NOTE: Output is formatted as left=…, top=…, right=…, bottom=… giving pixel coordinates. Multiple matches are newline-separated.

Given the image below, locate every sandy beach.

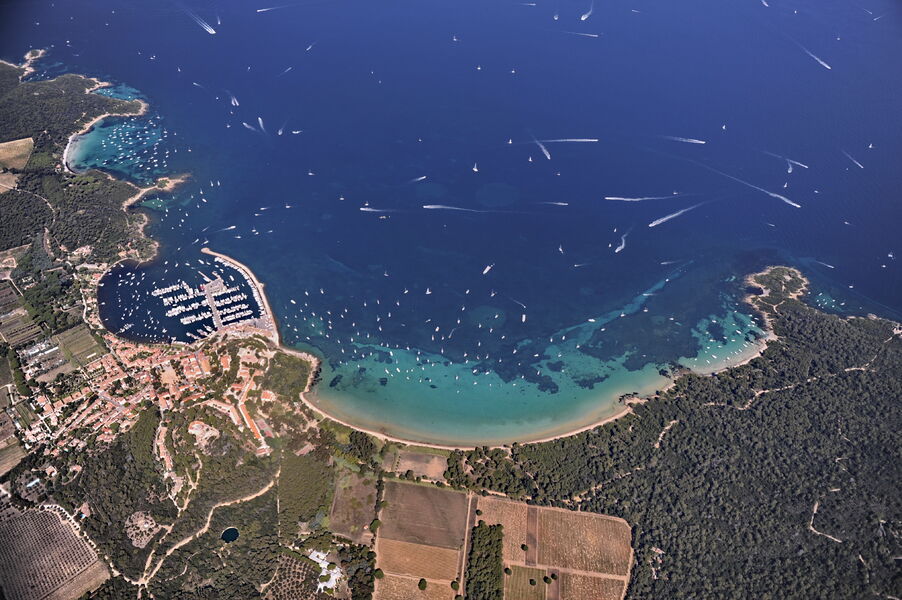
left=62, top=89, right=149, bottom=174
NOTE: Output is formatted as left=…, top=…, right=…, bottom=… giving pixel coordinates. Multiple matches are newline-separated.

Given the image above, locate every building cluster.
left=2, top=252, right=288, bottom=485
left=6, top=318, right=280, bottom=463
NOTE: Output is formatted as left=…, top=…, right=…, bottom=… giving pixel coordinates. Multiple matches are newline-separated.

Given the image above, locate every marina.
left=97, top=249, right=277, bottom=347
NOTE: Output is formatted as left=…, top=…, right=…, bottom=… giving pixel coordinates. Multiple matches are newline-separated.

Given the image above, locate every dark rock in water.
left=329, top=375, right=343, bottom=388
left=576, top=374, right=610, bottom=390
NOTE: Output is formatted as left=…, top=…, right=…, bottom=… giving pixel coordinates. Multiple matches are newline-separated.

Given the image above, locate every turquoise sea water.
left=4, top=0, right=900, bottom=445
left=66, top=84, right=174, bottom=186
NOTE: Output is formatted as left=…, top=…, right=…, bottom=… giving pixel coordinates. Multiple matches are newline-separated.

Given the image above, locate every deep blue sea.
left=3, top=0, right=900, bottom=445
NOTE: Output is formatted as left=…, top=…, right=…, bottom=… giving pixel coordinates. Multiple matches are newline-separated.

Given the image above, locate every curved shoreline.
left=62, top=61, right=782, bottom=449
left=109, top=243, right=780, bottom=449
left=62, top=77, right=149, bottom=175
left=289, top=271, right=783, bottom=449
left=199, top=247, right=280, bottom=345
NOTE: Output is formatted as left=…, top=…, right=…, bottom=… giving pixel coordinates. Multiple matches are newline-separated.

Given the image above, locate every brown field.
left=374, top=573, right=455, bottom=600
left=374, top=483, right=633, bottom=600
left=476, top=496, right=529, bottom=562
left=329, top=471, right=376, bottom=544
left=537, top=510, right=632, bottom=576
left=0, top=137, right=34, bottom=170
left=0, top=438, right=26, bottom=477
left=559, top=574, right=625, bottom=600
left=0, top=138, right=33, bottom=191
left=395, top=450, right=448, bottom=480
left=0, top=171, right=17, bottom=190
left=504, top=565, right=546, bottom=600
left=375, top=538, right=460, bottom=581
left=379, top=480, right=468, bottom=549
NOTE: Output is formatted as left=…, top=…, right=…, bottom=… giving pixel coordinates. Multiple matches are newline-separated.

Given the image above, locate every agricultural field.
left=0, top=506, right=108, bottom=600
left=15, top=401, right=37, bottom=427
left=475, top=496, right=632, bottom=600
left=536, top=510, right=632, bottom=576
left=0, top=357, right=12, bottom=391
left=0, top=137, right=33, bottom=169
left=0, top=308, right=41, bottom=347
left=559, top=573, right=625, bottom=600
left=329, top=470, right=376, bottom=544
left=374, top=573, right=455, bottom=600
left=375, top=538, right=460, bottom=581
left=0, top=137, right=33, bottom=189
left=0, top=436, right=26, bottom=477
left=54, top=324, right=105, bottom=368
left=373, top=482, right=631, bottom=600
left=373, top=481, right=472, bottom=600
left=504, top=565, right=547, bottom=600
left=379, top=480, right=468, bottom=549
left=476, top=496, right=529, bottom=562
left=393, top=449, right=448, bottom=481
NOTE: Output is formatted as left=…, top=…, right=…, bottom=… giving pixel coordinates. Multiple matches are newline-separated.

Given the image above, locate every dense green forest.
left=262, top=351, right=313, bottom=400
left=79, top=575, right=134, bottom=599
left=0, top=190, right=51, bottom=251
left=149, top=490, right=281, bottom=599
left=446, top=268, right=901, bottom=599
left=39, top=408, right=177, bottom=579
left=464, top=522, right=504, bottom=600
left=19, top=265, right=82, bottom=334
left=0, top=62, right=149, bottom=261
left=0, top=66, right=141, bottom=147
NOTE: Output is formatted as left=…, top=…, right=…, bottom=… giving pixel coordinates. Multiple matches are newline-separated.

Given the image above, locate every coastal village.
left=1, top=260, right=285, bottom=459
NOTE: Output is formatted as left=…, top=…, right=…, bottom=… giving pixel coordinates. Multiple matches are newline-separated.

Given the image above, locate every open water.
left=2, top=0, right=900, bottom=444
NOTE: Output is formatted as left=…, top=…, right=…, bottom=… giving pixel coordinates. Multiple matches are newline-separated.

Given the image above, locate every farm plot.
left=504, top=565, right=547, bottom=600
left=54, top=325, right=105, bottom=368
left=375, top=538, right=460, bottom=581
left=379, top=480, right=468, bottom=549
left=476, top=496, right=529, bottom=562
left=329, top=471, right=376, bottom=544
left=0, top=137, right=33, bottom=189
left=0, top=137, right=33, bottom=170
left=0, top=438, right=27, bottom=477
left=0, top=507, right=108, bottom=600
left=374, top=573, right=455, bottom=600
left=559, top=573, right=625, bottom=600
left=537, top=510, right=632, bottom=576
